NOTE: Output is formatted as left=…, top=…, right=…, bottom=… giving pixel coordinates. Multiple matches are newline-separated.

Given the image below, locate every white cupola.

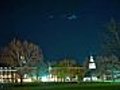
left=88, top=55, right=96, bottom=69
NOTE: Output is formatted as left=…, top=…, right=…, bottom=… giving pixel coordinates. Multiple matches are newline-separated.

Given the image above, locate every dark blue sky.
left=0, top=0, right=120, bottom=63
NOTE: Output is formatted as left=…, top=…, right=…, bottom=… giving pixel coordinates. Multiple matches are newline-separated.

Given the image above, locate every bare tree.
left=0, top=38, right=43, bottom=84
left=103, top=18, right=120, bottom=57
left=96, top=55, right=120, bottom=82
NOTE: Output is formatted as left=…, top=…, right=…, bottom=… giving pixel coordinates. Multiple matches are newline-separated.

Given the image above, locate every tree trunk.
left=20, top=75, right=23, bottom=84
left=11, top=72, right=15, bottom=83
left=112, top=70, right=115, bottom=82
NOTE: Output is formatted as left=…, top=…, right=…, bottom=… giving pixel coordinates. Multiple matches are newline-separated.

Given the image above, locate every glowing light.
left=41, top=76, right=48, bottom=82
left=89, top=56, right=96, bottom=69
left=41, top=75, right=57, bottom=82
left=89, top=63, right=96, bottom=69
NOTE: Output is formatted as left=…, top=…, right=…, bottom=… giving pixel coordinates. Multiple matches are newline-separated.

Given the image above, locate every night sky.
left=0, top=0, right=120, bottom=63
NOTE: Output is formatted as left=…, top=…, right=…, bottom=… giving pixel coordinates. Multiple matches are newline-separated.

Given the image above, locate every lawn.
left=1, top=82, right=120, bottom=90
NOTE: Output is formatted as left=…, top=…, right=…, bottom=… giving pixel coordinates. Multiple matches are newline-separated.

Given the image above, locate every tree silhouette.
left=0, top=38, right=43, bottom=83
left=96, top=55, right=120, bottom=82
left=103, top=18, right=120, bottom=57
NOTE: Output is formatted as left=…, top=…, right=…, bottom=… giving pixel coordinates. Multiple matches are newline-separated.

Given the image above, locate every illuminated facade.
left=0, top=67, right=17, bottom=83
left=0, top=67, right=33, bottom=83
left=41, top=66, right=84, bottom=82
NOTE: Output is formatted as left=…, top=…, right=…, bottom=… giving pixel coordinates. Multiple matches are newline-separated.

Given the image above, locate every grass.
left=1, top=82, right=120, bottom=90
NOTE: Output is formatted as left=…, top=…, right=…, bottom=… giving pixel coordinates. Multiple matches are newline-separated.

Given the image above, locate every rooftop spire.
left=89, top=55, right=96, bottom=69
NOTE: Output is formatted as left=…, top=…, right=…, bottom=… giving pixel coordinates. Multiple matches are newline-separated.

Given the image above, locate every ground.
left=1, top=82, right=120, bottom=90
